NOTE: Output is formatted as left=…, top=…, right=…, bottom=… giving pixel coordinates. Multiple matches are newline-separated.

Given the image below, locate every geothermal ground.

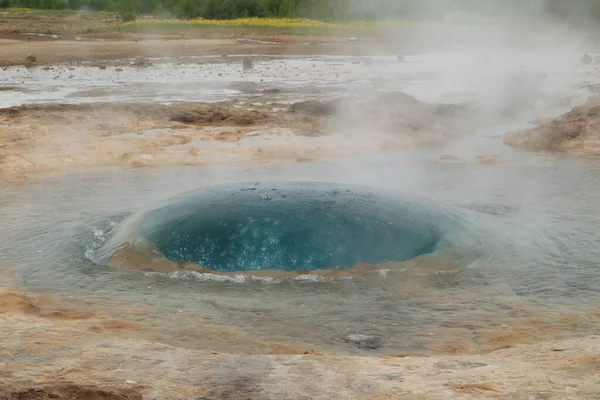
left=1, top=25, right=600, bottom=400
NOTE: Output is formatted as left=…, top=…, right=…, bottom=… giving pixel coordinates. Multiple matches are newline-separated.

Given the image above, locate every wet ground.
left=0, top=50, right=590, bottom=107
left=1, top=46, right=600, bottom=398
left=3, top=54, right=477, bottom=107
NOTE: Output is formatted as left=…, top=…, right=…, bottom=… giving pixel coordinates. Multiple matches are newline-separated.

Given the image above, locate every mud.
left=504, top=96, right=600, bottom=155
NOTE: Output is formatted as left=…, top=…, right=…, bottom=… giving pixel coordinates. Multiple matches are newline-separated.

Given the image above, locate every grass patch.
left=0, top=8, right=118, bottom=21
left=0, top=9, right=547, bottom=40
left=123, top=17, right=383, bottom=30
left=102, top=17, right=430, bottom=36
left=117, top=18, right=394, bottom=31
left=0, top=8, right=78, bottom=17
left=0, top=8, right=121, bottom=34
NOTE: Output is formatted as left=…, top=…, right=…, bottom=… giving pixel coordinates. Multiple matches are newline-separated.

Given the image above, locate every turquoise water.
left=97, top=182, right=468, bottom=272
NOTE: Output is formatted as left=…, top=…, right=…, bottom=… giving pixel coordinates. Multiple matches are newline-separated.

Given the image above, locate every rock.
left=171, top=109, right=222, bottom=124
left=170, top=105, right=268, bottom=126
left=397, top=55, right=405, bottom=62
left=291, top=99, right=339, bottom=116
left=344, top=334, right=383, bottom=350
left=263, top=88, right=281, bottom=94
left=504, top=96, right=600, bottom=154
left=581, top=53, right=593, bottom=65
left=25, top=53, right=37, bottom=63
left=229, top=112, right=266, bottom=125
left=289, top=91, right=477, bottom=145
left=242, top=57, right=253, bottom=70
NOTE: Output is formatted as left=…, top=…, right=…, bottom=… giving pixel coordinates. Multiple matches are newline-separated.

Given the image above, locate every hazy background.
left=2, top=0, right=600, bottom=29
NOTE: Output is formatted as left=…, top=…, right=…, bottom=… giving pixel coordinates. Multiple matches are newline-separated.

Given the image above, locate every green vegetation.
left=109, top=17, right=415, bottom=36
left=1, top=0, right=600, bottom=26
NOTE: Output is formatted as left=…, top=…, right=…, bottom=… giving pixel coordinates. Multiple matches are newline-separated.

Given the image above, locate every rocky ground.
left=1, top=286, right=599, bottom=399
left=504, top=95, right=600, bottom=156
left=0, top=92, right=479, bottom=182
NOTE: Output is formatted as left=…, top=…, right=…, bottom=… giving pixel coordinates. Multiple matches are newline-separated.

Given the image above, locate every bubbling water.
left=95, top=182, right=471, bottom=273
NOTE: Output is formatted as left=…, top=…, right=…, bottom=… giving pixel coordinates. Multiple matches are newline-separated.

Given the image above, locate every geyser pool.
left=96, top=181, right=466, bottom=273
left=4, top=162, right=600, bottom=356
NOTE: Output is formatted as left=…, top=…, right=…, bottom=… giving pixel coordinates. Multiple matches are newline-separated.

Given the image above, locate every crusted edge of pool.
left=92, top=181, right=483, bottom=276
